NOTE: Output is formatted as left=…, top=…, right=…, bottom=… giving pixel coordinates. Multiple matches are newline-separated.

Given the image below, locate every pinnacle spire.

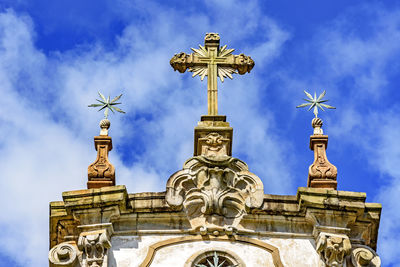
left=86, top=92, right=125, bottom=189
left=297, top=90, right=338, bottom=189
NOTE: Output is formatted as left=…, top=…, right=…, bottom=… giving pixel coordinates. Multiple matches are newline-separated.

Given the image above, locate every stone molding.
left=166, top=155, right=264, bottom=231
left=185, top=248, right=245, bottom=267
left=49, top=186, right=381, bottom=258
left=49, top=241, right=80, bottom=267
left=139, top=235, right=284, bottom=267
left=298, top=187, right=382, bottom=266
left=87, top=136, right=115, bottom=189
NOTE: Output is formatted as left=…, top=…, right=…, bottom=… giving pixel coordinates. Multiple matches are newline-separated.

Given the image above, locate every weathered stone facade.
left=49, top=33, right=381, bottom=267
left=49, top=118, right=381, bottom=267
left=49, top=185, right=381, bottom=266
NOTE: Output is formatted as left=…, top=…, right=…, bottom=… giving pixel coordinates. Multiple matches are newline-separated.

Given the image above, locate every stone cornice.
left=50, top=186, right=381, bottom=250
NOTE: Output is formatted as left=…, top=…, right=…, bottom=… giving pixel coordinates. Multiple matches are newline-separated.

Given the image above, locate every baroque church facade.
left=48, top=33, right=381, bottom=267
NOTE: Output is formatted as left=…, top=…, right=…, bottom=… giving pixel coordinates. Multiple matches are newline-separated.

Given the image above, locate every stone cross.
left=170, top=33, right=255, bottom=116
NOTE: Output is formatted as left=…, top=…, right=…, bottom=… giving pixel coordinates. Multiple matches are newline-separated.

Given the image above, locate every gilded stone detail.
left=316, top=232, right=351, bottom=267
left=78, top=229, right=111, bottom=267
left=166, top=155, right=264, bottom=231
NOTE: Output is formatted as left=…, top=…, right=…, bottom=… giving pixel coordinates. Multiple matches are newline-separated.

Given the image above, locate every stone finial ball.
left=100, top=119, right=111, bottom=129
left=311, top=117, right=323, bottom=128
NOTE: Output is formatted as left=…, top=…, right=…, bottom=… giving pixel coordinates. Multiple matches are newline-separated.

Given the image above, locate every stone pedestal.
left=87, top=136, right=115, bottom=189
left=194, top=115, right=233, bottom=157
left=308, top=135, right=337, bottom=189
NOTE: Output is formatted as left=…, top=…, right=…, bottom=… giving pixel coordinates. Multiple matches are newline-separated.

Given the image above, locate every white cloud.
left=0, top=3, right=292, bottom=266
left=361, top=111, right=400, bottom=265
left=306, top=6, right=400, bottom=265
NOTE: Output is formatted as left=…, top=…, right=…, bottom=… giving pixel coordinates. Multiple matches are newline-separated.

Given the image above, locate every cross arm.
left=170, top=52, right=199, bottom=73
left=224, top=53, right=255, bottom=75
left=170, top=52, right=255, bottom=76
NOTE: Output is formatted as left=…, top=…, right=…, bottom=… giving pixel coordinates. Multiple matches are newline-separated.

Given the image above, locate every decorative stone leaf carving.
left=78, top=229, right=111, bottom=267
left=316, top=232, right=351, bottom=267
left=349, top=245, right=381, bottom=267
left=166, top=155, right=264, bottom=232
left=49, top=242, right=80, bottom=267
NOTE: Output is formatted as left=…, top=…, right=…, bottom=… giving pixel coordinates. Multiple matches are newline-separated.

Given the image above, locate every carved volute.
left=166, top=130, right=264, bottom=235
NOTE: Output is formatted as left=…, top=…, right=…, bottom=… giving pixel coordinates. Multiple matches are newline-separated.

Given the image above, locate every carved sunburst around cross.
left=195, top=252, right=238, bottom=267
left=88, top=92, right=126, bottom=119
left=296, top=90, right=335, bottom=118
left=189, top=44, right=237, bottom=82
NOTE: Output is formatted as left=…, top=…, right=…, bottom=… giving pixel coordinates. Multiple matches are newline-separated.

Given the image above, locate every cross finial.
left=170, top=33, right=255, bottom=116
left=88, top=92, right=126, bottom=135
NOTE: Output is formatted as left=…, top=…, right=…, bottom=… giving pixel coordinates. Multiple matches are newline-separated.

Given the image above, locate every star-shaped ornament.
left=296, top=90, right=335, bottom=117
left=88, top=92, right=126, bottom=119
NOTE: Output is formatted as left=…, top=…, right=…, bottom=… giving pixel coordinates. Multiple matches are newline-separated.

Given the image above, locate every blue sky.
left=0, top=0, right=399, bottom=266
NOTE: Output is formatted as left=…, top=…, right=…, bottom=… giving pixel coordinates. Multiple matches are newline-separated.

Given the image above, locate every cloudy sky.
left=0, top=0, right=399, bottom=266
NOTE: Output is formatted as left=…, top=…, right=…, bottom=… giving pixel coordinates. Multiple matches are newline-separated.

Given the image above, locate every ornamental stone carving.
left=170, top=52, right=189, bottom=73
left=49, top=242, right=80, bottom=267
left=308, top=135, right=338, bottom=189
left=349, top=245, right=381, bottom=267
left=78, top=229, right=111, bottom=267
left=87, top=135, right=115, bottom=189
left=204, top=32, right=220, bottom=43
left=166, top=155, right=264, bottom=232
left=198, top=132, right=230, bottom=159
left=235, top=53, right=255, bottom=74
left=316, top=232, right=351, bottom=267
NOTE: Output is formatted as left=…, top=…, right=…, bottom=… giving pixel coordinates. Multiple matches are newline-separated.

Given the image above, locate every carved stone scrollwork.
left=234, top=53, right=255, bottom=74
left=87, top=136, right=115, bottom=189
left=316, top=232, right=351, bottom=267
left=49, top=242, right=80, bottom=267
left=170, top=52, right=190, bottom=73
left=205, top=32, right=221, bottom=42
left=78, top=230, right=111, bottom=267
left=166, top=155, right=264, bottom=232
left=349, top=245, right=381, bottom=267
left=308, top=135, right=338, bottom=189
